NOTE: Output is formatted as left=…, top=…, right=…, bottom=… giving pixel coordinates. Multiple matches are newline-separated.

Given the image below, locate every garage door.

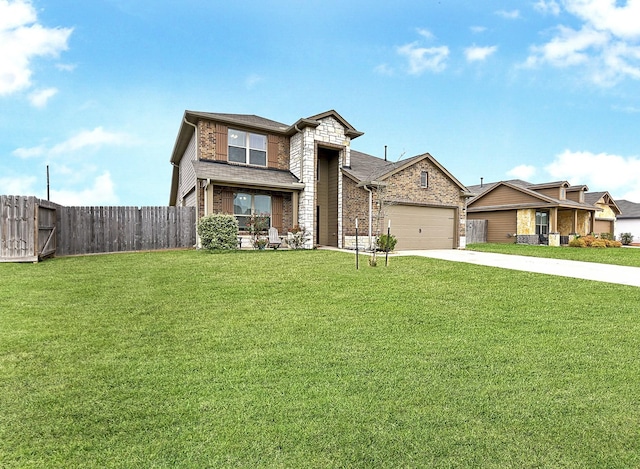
left=385, top=205, right=456, bottom=250
left=594, top=219, right=614, bottom=235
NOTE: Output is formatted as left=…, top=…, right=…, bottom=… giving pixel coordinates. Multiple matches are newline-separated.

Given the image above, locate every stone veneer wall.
left=517, top=209, right=536, bottom=235
left=291, top=116, right=351, bottom=248
left=558, top=210, right=574, bottom=235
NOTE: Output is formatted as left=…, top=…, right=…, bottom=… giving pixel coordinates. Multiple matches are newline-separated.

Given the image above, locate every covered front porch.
left=516, top=207, right=596, bottom=245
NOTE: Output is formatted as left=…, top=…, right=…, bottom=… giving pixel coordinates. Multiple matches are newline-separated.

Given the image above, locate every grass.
left=2, top=249, right=640, bottom=468
left=467, top=242, right=640, bottom=267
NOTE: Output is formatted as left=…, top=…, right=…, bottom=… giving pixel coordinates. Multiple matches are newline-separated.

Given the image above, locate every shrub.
left=197, top=214, right=238, bottom=250
left=608, top=240, right=623, bottom=248
left=287, top=225, right=310, bottom=250
left=569, top=238, right=586, bottom=248
left=600, top=232, right=614, bottom=241
left=581, top=235, right=597, bottom=247
left=376, top=234, right=398, bottom=252
left=620, top=232, right=634, bottom=245
left=590, top=239, right=607, bottom=248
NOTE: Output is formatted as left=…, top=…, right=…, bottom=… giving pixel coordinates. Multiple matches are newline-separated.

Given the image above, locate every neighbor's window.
left=535, top=211, right=549, bottom=235
left=228, top=129, right=267, bottom=166
left=420, top=171, right=428, bottom=188
left=233, top=192, right=271, bottom=230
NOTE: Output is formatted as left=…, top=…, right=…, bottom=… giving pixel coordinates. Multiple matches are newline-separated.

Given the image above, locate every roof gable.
left=468, top=181, right=555, bottom=209
left=289, top=110, right=364, bottom=139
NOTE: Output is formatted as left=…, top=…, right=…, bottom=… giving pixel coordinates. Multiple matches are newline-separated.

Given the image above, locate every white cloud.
left=245, top=73, right=263, bottom=90
left=28, top=87, right=57, bottom=108
left=55, top=63, right=76, bottom=72
left=534, top=0, right=561, bottom=16
left=0, top=175, right=37, bottom=195
left=565, top=0, right=640, bottom=40
left=507, top=164, right=537, bottom=180
left=0, top=0, right=73, bottom=96
left=397, top=42, right=449, bottom=74
left=374, top=63, right=394, bottom=75
left=526, top=25, right=610, bottom=67
left=470, top=26, right=487, bottom=34
left=544, top=149, right=640, bottom=200
left=525, top=0, right=640, bottom=84
left=13, top=127, right=133, bottom=159
left=465, top=45, right=498, bottom=62
left=416, top=28, right=434, bottom=40
left=50, top=172, right=118, bottom=206
left=496, top=9, right=521, bottom=19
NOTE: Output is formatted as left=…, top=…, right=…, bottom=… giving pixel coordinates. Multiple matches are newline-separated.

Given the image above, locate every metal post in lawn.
left=355, top=218, right=359, bottom=270
left=385, top=219, right=390, bottom=267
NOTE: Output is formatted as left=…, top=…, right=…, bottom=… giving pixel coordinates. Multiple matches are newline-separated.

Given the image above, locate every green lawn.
left=2, top=250, right=640, bottom=468
left=467, top=242, right=640, bottom=267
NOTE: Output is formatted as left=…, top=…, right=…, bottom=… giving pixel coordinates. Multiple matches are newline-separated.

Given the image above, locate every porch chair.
left=267, top=227, right=282, bottom=250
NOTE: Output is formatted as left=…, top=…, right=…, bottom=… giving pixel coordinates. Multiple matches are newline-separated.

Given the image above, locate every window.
left=233, top=193, right=271, bottom=230
left=228, top=129, right=267, bottom=166
left=420, top=171, right=428, bottom=188
left=535, top=211, right=549, bottom=235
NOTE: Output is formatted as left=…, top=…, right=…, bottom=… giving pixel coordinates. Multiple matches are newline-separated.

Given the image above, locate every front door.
left=536, top=210, right=549, bottom=245
left=315, top=147, right=339, bottom=247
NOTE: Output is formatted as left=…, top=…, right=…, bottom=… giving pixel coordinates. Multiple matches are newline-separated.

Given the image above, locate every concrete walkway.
left=394, top=249, right=640, bottom=287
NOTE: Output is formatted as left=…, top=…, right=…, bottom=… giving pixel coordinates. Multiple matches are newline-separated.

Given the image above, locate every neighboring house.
left=465, top=179, right=620, bottom=245
left=585, top=191, right=621, bottom=235
left=169, top=109, right=470, bottom=250
left=615, top=199, right=640, bottom=243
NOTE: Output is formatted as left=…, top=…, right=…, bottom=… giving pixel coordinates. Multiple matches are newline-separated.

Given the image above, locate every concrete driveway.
left=395, top=249, right=640, bottom=287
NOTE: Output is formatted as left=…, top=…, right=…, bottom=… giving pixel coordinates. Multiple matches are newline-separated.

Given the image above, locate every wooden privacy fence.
left=466, top=219, right=488, bottom=244
left=1, top=195, right=196, bottom=262
left=1, top=196, right=58, bottom=262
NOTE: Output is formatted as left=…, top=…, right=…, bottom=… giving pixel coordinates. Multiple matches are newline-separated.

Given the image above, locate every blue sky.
left=2, top=0, right=640, bottom=205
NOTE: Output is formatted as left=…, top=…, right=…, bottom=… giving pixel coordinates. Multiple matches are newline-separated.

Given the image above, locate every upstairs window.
left=420, top=171, right=429, bottom=188
left=228, top=129, right=267, bottom=166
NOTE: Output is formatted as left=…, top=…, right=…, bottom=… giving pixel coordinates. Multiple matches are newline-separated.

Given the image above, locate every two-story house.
left=169, top=110, right=470, bottom=250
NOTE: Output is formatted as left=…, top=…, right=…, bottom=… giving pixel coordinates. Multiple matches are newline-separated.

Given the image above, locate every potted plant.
left=254, top=237, right=268, bottom=250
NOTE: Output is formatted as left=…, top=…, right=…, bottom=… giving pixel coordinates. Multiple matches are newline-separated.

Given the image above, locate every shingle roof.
left=187, top=112, right=290, bottom=133
left=343, top=150, right=399, bottom=182
left=615, top=199, right=640, bottom=218
left=467, top=179, right=596, bottom=211
left=584, top=191, right=606, bottom=205
left=193, top=161, right=303, bottom=190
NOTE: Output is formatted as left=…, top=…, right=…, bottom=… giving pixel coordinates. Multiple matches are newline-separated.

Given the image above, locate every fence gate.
left=466, top=219, right=488, bottom=244
left=1, top=196, right=58, bottom=262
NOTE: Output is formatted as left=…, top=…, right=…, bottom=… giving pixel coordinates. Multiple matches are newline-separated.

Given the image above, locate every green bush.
left=197, top=214, right=238, bottom=250
left=377, top=233, right=398, bottom=251
left=620, top=232, right=634, bottom=245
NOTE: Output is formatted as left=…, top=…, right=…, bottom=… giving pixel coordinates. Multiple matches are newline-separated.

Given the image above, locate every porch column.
left=573, top=210, right=578, bottom=234
left=549, top=207, right=558, bottom=232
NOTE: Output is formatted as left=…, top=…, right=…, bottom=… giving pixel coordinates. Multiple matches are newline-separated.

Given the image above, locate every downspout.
left=363, top=184, right=373, bottom=250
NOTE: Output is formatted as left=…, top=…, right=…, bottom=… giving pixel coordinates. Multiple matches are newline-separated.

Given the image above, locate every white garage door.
left=385, top=205, right=456, bottom=250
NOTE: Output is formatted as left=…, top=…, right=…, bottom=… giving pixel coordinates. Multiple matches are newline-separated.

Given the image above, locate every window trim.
left=420, top=171, right=429, bottom=188
left=228, top=129, right=267, bottom=167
